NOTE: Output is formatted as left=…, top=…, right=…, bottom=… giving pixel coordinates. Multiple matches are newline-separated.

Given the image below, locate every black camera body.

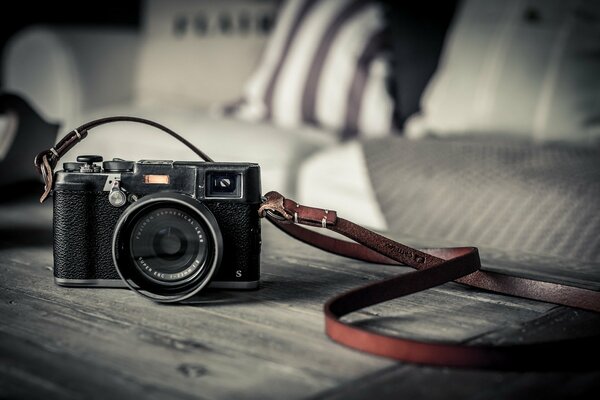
left=53, top=155, right=261, bottom=302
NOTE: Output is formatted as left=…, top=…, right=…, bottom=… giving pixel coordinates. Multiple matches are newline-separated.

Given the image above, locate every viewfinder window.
left=206, top=172, right=241, bottom=198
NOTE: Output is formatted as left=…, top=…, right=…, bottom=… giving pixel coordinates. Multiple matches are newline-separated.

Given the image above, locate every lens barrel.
left=112, top=192, right=223, bottom=302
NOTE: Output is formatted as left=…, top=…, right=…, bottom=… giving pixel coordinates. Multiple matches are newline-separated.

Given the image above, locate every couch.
left=2, top=0, right=599, bottom=266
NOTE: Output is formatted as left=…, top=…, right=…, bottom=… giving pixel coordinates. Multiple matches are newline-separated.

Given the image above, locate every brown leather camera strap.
left=259, top=191, right=600, bottom=370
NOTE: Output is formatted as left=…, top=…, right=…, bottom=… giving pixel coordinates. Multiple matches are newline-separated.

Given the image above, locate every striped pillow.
left=234, top=0, right=395, bottom=138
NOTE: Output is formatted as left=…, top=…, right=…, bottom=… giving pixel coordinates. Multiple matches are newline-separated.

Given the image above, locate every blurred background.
left=0, top=1, right=141, bottom=55
left=1, top=3, right=599, bottom=399
left=1, top=0, right=599, bottom=261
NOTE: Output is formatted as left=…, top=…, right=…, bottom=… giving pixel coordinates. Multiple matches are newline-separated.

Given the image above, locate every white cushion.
left=406, top=0, right=600, bottom=144
left=60, top=104, right=335, bottom=195
left=135, top=0, right=278, bottom=108
left=297, top=141, right=388, bottom=230
left=3, top=27, right=140, bottom=124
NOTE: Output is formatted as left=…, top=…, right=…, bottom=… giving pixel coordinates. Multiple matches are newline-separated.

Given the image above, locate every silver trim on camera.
left=54, top=278, right=259, bottom=289
left=103, top=174, right=122, bottom=191
left=209, top=280, right=258, bottom=289
left=55, top=278, right=127, bottom=288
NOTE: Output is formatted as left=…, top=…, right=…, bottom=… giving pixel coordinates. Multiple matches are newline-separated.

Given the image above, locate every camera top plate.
left=54, top=158, right=261, bottom=203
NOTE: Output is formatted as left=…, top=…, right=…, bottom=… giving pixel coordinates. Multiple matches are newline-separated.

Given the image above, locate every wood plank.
left=0, top=254, right=392, bottom=399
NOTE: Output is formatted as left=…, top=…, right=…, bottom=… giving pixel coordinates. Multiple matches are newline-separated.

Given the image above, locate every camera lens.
left=129, top=208, right=207, bottom=285
left=112, top=193, right=223, bottom=302
left=155, top=227, right=186, bottom=259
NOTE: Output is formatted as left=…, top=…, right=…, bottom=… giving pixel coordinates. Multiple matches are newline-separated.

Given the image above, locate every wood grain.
left=1, top=194, right=599, bottom=399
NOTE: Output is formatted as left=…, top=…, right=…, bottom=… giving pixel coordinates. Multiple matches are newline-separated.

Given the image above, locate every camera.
left=52, top=154, right=262, bottom=302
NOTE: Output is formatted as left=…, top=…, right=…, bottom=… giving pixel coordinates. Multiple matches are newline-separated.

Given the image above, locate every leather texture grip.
left=204, top=201, right=261, bottom=282
left=53, top=191, right=122, bottom=280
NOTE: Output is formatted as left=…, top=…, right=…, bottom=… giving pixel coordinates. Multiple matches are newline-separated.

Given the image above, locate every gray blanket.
left=363, top=137, right=600, bottom=263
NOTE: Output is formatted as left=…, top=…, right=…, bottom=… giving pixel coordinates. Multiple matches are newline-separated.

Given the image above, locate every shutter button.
left=77, top=155, right=103, bottom=173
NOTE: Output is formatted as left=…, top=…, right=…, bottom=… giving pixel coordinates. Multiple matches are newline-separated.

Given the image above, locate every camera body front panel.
left=52, top=159, right=261, bottom=289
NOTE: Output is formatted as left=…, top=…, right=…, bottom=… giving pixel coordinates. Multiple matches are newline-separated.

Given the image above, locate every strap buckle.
left=259, top=191, right=338, bottom=227
left=263, top=209, right=291, bottom=222
left=259, top=192, right=293, bottom=222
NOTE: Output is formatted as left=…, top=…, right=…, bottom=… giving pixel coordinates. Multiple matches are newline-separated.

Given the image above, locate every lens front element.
left=130, top=208, right=207, bottom=285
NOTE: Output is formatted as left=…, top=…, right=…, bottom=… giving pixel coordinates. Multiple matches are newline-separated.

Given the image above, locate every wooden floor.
left=1, top=188, right=599, bottom=399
